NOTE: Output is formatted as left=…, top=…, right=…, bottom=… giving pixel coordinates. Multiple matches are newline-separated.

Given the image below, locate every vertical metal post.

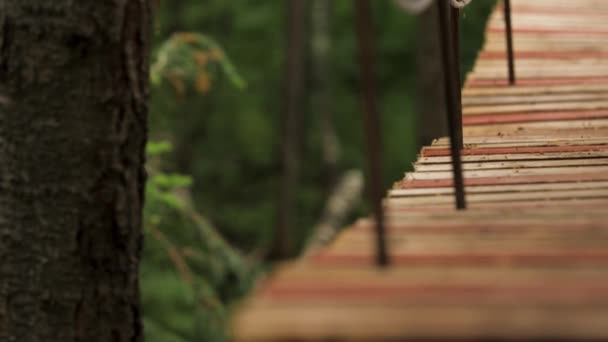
left=450, top=6, right=463, bottom=149
left=504, top=0, right=516, bottom=85
left=437, top=0, right=466, bottom=210
left=354, top=0, right=389, bottom=266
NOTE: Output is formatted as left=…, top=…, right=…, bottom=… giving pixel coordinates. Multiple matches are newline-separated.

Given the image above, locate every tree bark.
left=0, top=1, right=152, bottom=341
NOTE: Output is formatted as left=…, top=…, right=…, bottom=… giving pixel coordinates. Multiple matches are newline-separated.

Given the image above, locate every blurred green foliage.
left=142, top=1, right=495, bottom=341
left=142, top=141, right=259, bottom=341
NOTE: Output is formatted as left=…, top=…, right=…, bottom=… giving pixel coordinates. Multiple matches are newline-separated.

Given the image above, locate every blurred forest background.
left=141, top=1, right=496, bottom=341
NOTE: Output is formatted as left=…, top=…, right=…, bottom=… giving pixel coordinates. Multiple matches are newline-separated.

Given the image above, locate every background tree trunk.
left=415, top=1, right=448, bottom=149
left=311, top=0, right=339, bottom=189
left=273, top=0, right=307, bottom=259
left=0, top=1, right=152, bottom=341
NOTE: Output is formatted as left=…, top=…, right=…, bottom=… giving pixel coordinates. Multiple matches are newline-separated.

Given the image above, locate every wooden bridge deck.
left=233, top=0, right=608, bottom=340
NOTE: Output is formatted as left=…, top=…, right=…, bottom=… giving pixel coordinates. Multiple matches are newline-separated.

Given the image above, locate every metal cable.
left=450, top=0, right=472, bottom=8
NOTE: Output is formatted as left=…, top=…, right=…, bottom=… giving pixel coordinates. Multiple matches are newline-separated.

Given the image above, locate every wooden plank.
left=463, top=93, right=608, bottom=106
left=432, top=135, right=608, bottom=145
left=463, top=110, right=608, bottom=125
left=386, top=188, right=608, bottom=205
left=428, top=137, right=608, bottom=147
left=273, top=264, right=608, bottom=282
left=417, top=151, right=608, bottom=164
left=386, top=198, right=608, bottom=212
left=390, top=180, right=608, bottom=197
left=479, top=51, right=608, bottom=60
left=466, top=76, right=608, bottom=87
left=463, top=102, right=608, bottom=116
left=233, top=0, right=608, bottom=339
left=421, top=144, right=608, bottom=157
left=404, top=166, right=608, bottom=180
left=313, top=250, right=608, bottom=267
left=233, top=305, right=608, bottom=341
left=413, top=158, right=608, bottom=172
left=462, top=120, right=608, bottom=137
left=462, top=83, right=608, bottom=97
left=488, top=27, right=608, bottom=36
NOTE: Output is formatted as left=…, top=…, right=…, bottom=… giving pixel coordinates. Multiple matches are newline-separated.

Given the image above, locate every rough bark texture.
left=0, top=1, right=152, bottom=341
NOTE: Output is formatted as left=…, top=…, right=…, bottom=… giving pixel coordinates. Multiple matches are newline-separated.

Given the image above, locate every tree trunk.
left=273, top=0, right=307, bottom=260
left=311, top=0, right=339, bottom=189
left=415, top=1, right=448, bottom=149
left=0, top=1, right=152, bottom=341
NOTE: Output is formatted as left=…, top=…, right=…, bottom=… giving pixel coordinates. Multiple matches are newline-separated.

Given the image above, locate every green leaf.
left=152, top=174, right=193, bottom=188
left=147, top=141, right=173, bottom=156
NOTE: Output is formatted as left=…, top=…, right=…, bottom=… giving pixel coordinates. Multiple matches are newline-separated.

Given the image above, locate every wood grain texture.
left=232, top=0, right=608, bottom=340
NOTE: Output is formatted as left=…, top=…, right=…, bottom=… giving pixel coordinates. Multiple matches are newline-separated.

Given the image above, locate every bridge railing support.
left=438, top=0, right=467, bottom=210
left=351, top=0, right=517, bottom=263
left=354, top=0, right=389, bottom=267
left=504, top=0, right=516, bottom=85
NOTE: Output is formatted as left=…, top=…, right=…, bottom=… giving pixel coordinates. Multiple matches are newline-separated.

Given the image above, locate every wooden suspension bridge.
left=233, top=0, right=608, bottom=340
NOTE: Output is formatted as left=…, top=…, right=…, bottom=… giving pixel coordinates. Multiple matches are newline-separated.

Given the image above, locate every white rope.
left=394, top=0, right=472, bottom=14
left=450, top=0, right=472, bottom=8
left=392, top=0, right=433, bottom=15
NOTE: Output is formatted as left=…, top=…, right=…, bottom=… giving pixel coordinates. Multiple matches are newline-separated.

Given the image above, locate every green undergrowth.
left=141, top=141, right=262, bottom=342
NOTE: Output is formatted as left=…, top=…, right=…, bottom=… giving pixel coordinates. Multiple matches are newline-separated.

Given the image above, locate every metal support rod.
left=437, top=0, right=466, bottom=210
left=504, top=0, right=516, bottom=85
left=450, top=6, right=463, bottom=149
left=354, top=0, right=389, bottom=266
